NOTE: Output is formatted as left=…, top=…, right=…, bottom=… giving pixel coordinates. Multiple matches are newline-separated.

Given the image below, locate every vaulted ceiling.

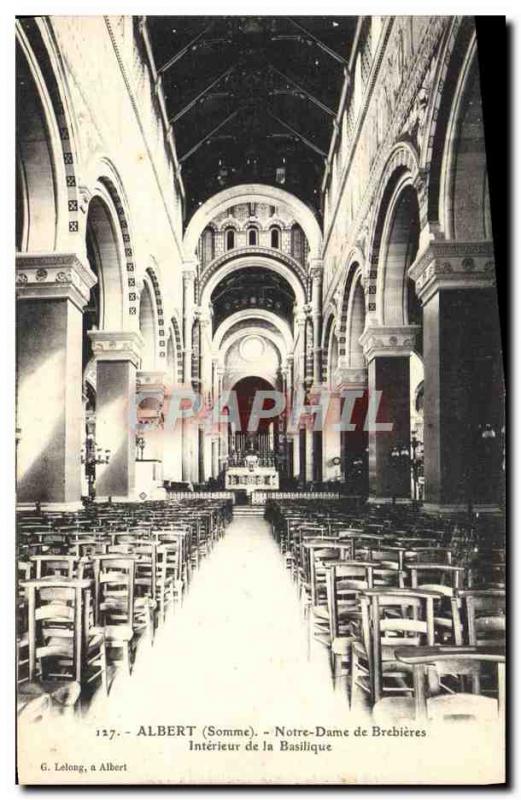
left=146, top=16, right=357, bottom=220
left=211, top=267, right=295, bottom=331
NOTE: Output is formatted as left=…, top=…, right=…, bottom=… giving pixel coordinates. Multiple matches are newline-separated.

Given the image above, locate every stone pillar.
left=16, top=253, right=97, bottom=509
left=286, top=354, right=294, bottom=398
left=214, top=365, right=228, bottom=476
left=88, top=330, right=143, bottom=502
left=181, top=414, right=200, bottom=484
left=335, top=364, right=369, bottom=497
left=163, top=383, right=183, bottom=482
left=135, top=370, right=167, bottom=498
left=309, top=260, right=323, bottom=385
left=198, top=308, right=212, bottom=402
left=361, top=326, right=419, bottom=502
left=294, top=306, right=307, bottom=387
left=322, top=389, right=342, bottom=484
left=182, top=262, right=197, bottom=384
left=409, top=240, right=503, bottom=512
left=279, top=364, right=289, bottom=476
left=211, top=437, right=219, bottom=479
left=304, top=427, right=314, bottom=484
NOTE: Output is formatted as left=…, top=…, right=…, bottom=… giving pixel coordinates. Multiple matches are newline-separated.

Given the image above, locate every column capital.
left=333, top=363, right=368, bottom=391
left=16, top=252, right=97, bottom=310
left=408, top=240, right=496, bottom=305
left=136, top=370, right=166, bottom=393
left=308, top=258, right=323, bottom=282
left=88, top=330, right=143, bottom=368
left=182, top=260, right=198, bottom=281
left=360, top=325, right=420, bottom=362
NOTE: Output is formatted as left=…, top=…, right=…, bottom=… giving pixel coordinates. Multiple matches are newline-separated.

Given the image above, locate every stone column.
left=213, top=365, right=228, bottom=476
left=334, top=363, right=369, bottom=496
left=182, top=262, right=197, bottom=385
left=181, top=263, right=199, bottom=484
left=409, top=240, right=504, bottom=512
left=211, top=437, right=219, bottom=479
left=294, top=306, right=307, bottom=388
left=88, top=330, right=143, bottom=502
left=304, top=427, right=314, bottom=483
left=199, top=309, right=213, bottom=483
left=279, top=364, right=290, bottom=476
left=286, top=354, right=294, bottom=398
left=135, top=370, right=167, bottom=498
left=309, top=260, right=323, bottom=386
left=16, top=253, right=97, bottom=509
left=163, top=382, right=183, bottom=483
left=361, top=326, right=420, bottom=502
left=198, top=307, right=213, bottom=401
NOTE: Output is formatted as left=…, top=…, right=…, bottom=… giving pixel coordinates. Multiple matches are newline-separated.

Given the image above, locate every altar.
left=225, top=466, right=279, bottom=496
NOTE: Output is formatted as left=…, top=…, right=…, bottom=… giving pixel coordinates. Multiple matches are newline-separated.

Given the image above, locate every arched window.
left=225, top=228, right=235, bottom=251
left=201, top=226, right=214, bottom=266
left=291, top=223, right=307, bottom=264
left=248, top=227, right=257, bottom=246
left=270, top=227, right=280, bottom=249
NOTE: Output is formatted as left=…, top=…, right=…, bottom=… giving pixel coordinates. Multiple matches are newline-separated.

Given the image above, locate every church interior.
left=16, top=15, right=506, bottom=750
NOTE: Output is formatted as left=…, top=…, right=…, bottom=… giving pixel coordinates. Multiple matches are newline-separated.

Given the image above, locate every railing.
left=251, top=491, right=342, bottom=505
left=166, top=491, right=235, bottom=501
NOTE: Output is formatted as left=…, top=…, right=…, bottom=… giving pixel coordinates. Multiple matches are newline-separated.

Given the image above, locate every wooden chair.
left=351, top=588, right=441, bottom=710
left=325, top=561, right=373, bottom=697
left=17, top=562, right=33, bottom=686
left=156, top=543, right=184, bottom=620
left=454, top=589, right=506, bottom=647
left=23, top=578, right=107, bottom=705
left=92, top=556, right=135, bottom=674
left=107, top=540, right=157, bottom=640
left=30, top=555, right=79, bottom=580
left=387, top=645, right=505, bottom=724
left=407, top=562, right=468, bottom=644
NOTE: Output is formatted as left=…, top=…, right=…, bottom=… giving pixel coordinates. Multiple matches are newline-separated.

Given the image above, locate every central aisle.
left=78, top=514, right=358, bottom=782
left=91, top=514, right=344, bottom=723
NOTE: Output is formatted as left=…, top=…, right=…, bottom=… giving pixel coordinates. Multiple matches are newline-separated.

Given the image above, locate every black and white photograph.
left=12, top=11, right=507, bottom=785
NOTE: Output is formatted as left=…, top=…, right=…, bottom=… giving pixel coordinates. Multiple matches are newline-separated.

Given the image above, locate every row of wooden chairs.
left=268, top=499, right=505, bottom=725
left=16, top=499, right=231, bottom=722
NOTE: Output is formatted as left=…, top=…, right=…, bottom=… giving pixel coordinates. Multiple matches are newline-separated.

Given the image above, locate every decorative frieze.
left=360, top=324, right=420, bottom=362
left=88, top=329, right=144, bottom=367
left=408, top=240, right=496, bottom=305
left=16, top=252, right=97, bottom=310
